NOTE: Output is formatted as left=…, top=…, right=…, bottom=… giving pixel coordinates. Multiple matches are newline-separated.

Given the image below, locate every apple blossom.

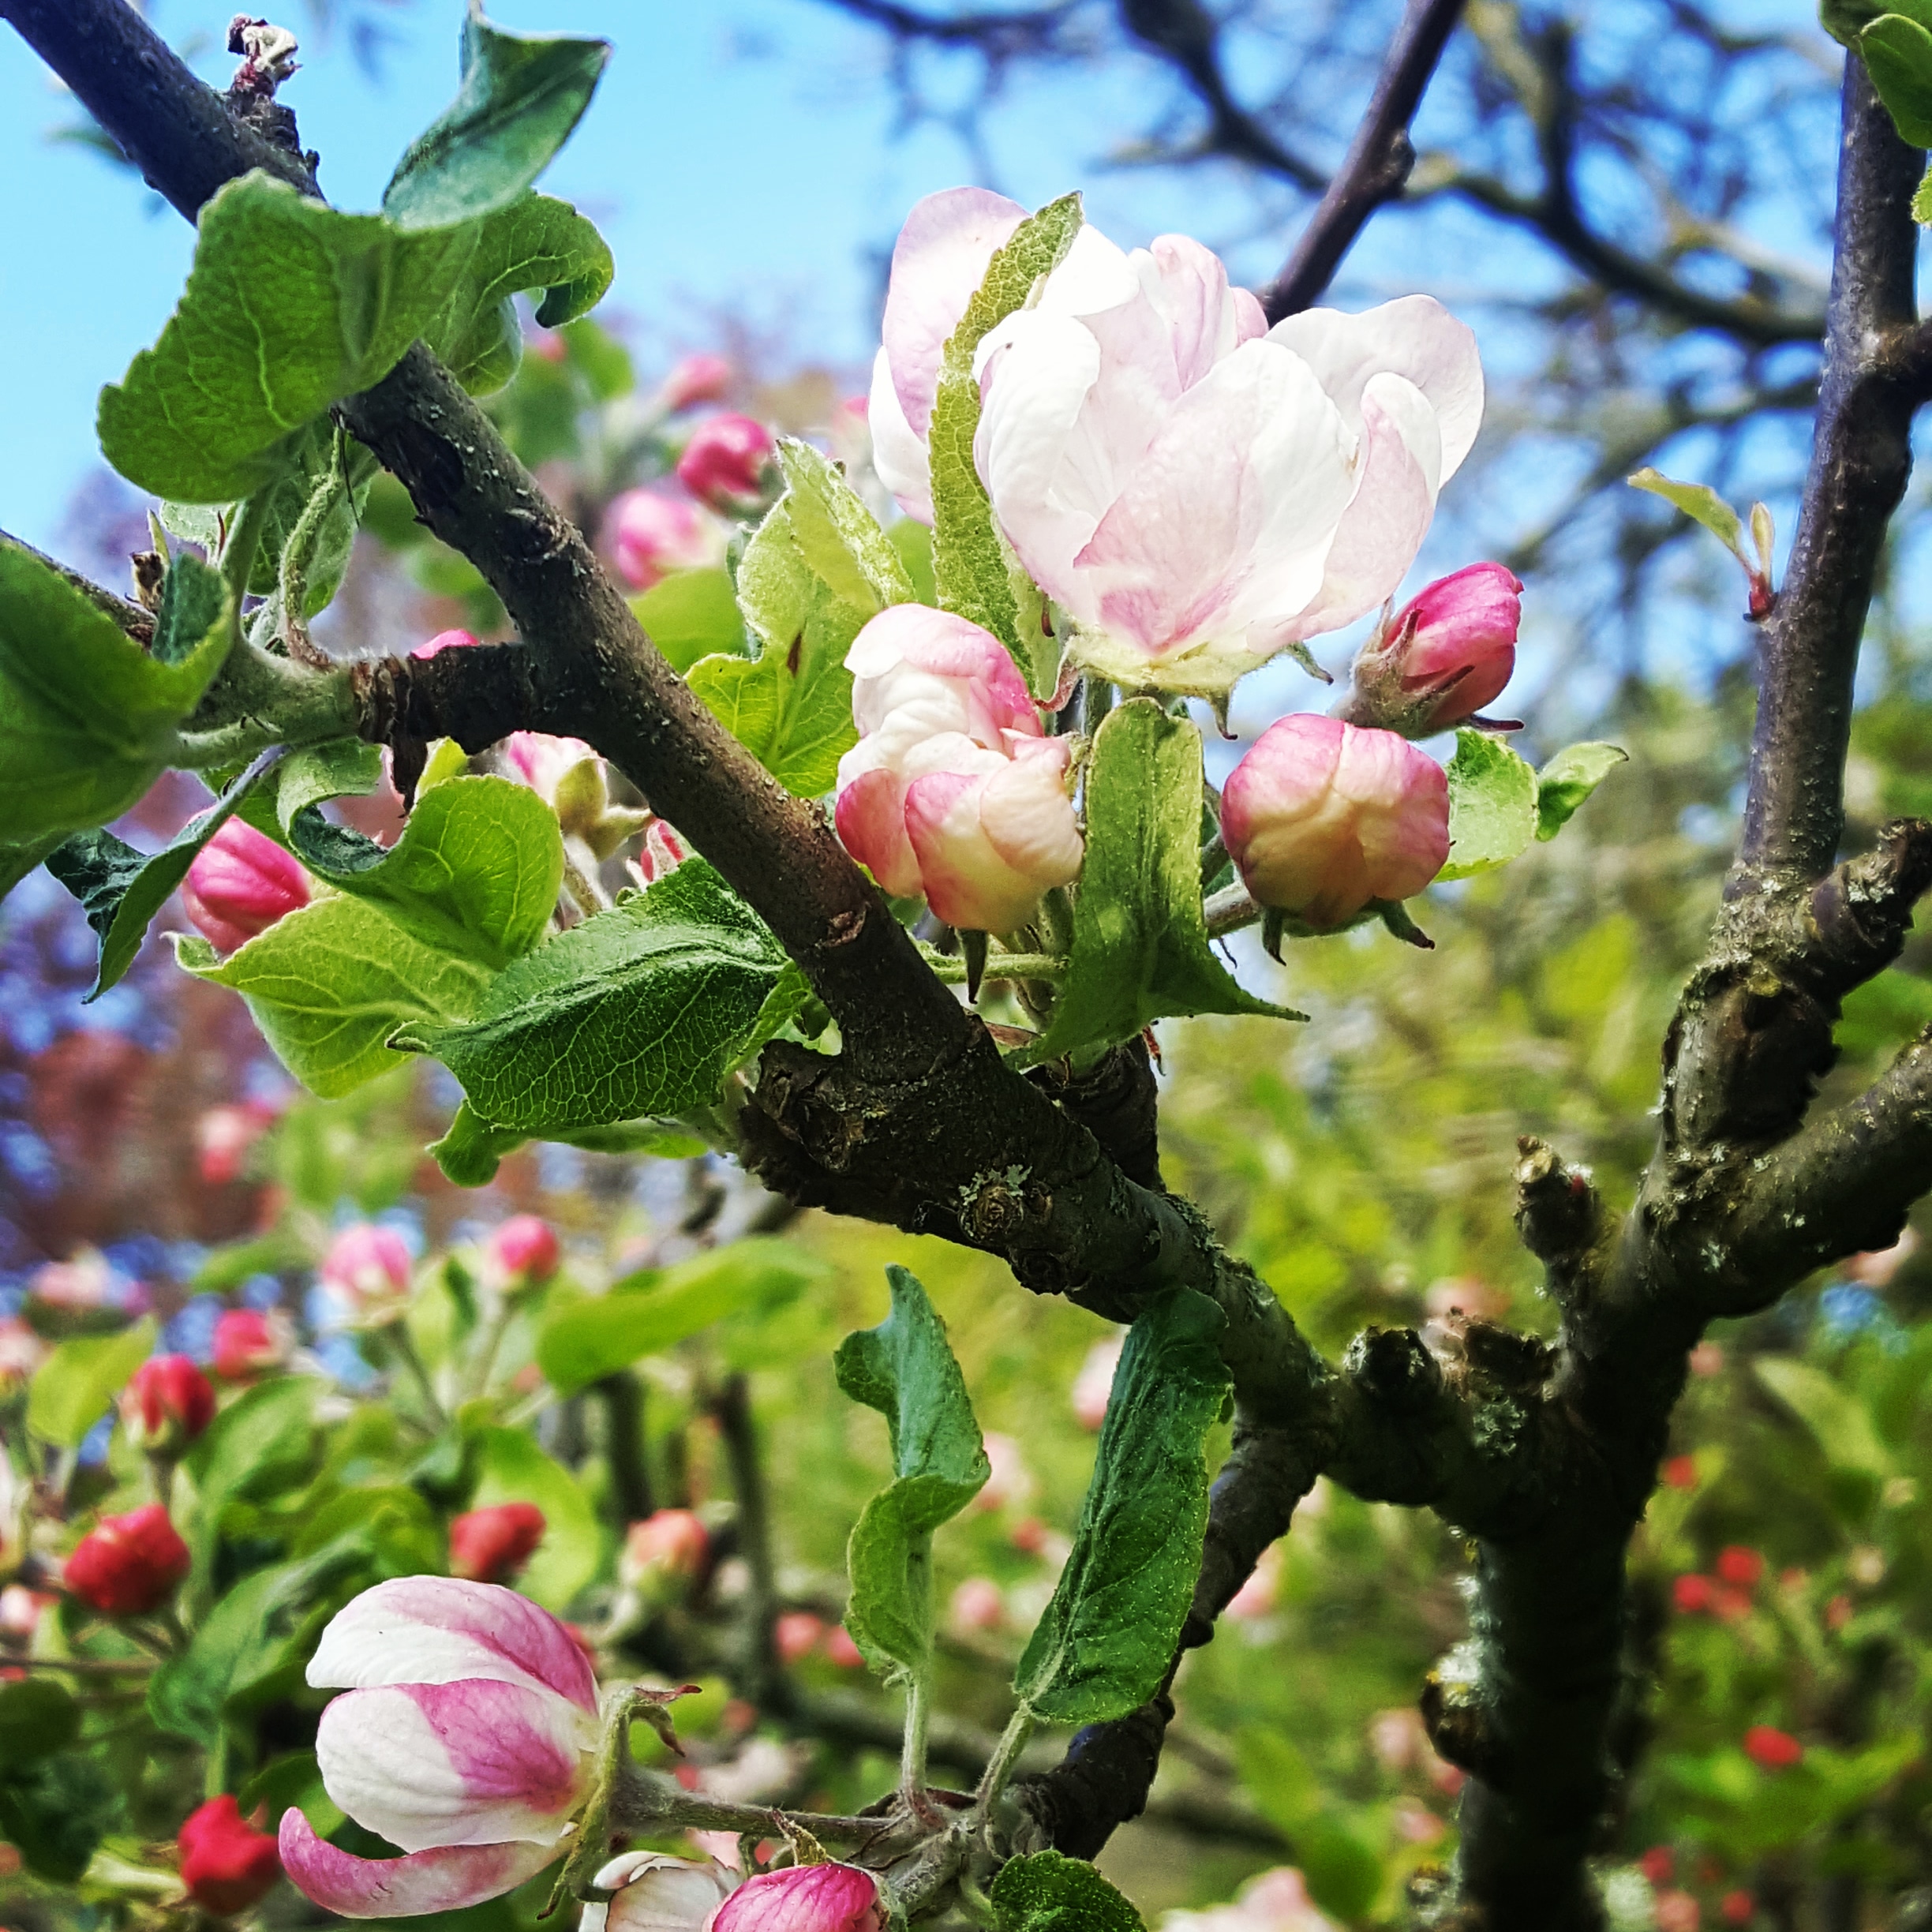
left=774, top=1611, right=826, bottom=1664
left=482, top=1215, right=561, bottom=1293
left=1336, top=563, right=1522, bottom=736
left=0, top=1317, right=46, bottom=1397
left=197, top=1100, right=275, bottom=1185
left=180, top=819, right=311, bottom=954
left=65, top=1503, right=191, bottom=1616
left=449, top=1503, right=547, bottom=1583
left=823, top=1625, right=864, bottom=1669
left=661, top=353, right=733, bottom=413
left=0, top=1583, right=52, bottom=1642
left=1743, top=1725, right=1802, bottom=1769
left=411, top=628, right=481, bottom=660
left=708, top=1862, right=887, bottom=1932
left=607, top=489, right=724, bottom=591
left=179, top=1796, right=282, bottom=1915
left=631, top=819, right=689, bottom=887
left=1161, top=1866, right=1337, bottom=1932
left=212, top=1307, right=290, bottom=1381
left=620, top=1509, right=710, bottom=1596
left=676, top=414, right=776, bottom=512
left=580, top=1852, right=737, bottom=1932
left=121, top=1354, right=216, bottom=1455
left=834, top=605, right=1081, bottom=934
left=1220, top=714, right=1449, bottom=933
left=320, top=1222, right=414, bottom=1327
left=949, top=1577, right=1005, bottom=1632
left=1716, top=1546, right=1765, bottom=1588
left=279, top=1577, right=602, bottom=1918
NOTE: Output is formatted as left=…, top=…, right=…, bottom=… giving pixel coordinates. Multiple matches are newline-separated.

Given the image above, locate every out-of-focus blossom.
left=1223, top=1541, right=1282, bottom=1623
left=1673, top=1574, right=1716, bottom=1616
left=1845, top=1228, right=1918, bottom=1286
left=121, top=1354, right=217, bottom=1455
left=1221, top=715, right=1449, bottom=931
left=1825, top=1593, right=1854, bottom=1631
left=30, top=1249, right=118, bottom=1312
left=181, top=819, right=313, bottom=954
left=774, top=1612, right=826, bottom=1665
left=1159, top=1865, right=1337, bottom=1932
left=411, top=629, right=481, bottom=661
left=65, top=1504, right=192, bottom=1616
left=0, top=1319, right=47, bottom=1397
left=1654, top=1890, right=1701, bottom=1932
left=1661, top=1455, right=1698, bottom=1491
left=213, top=1307, right=291, bottom=1381
left=1423, top=1276, right=1510, bottom=1323
left=620, top=1510, right=710, bottom=1598
left=631, top=821, right=690, bottom=889
left=197, top=1100, right=278, bottom=1185
left=1339, top=564, right=1521, bottom=737
left=279, top=1578, right=601, bottom=1918
left=676, top=414, right=776, bottom=514
left=501, top=732, right=601, bottom=809
left=1715, top=1547, right=1764, bottom=1589
left=0, top=1585, right=53, bottom=1642
left=320, top=1223, right=414, bottom=1329
left=1720, top=1891, right=1755, bottom=1926
left=1368, top=1706, right=1428, bottom=1775
left=448, top=1503, right=547, bottom=1584
left=179, top=1795, right=282, bottom=1915
left=949, top=1578, right=1005, bottom=1634
left=579, top=1852, right=736, bottom=1932
left=823, top=1625, right=864, bottom=1670
left=973, top=1432, right=1035, bottom=1514
left=1071, top=1335, right=1122, bottom=1431
left=694, top=1737, right=803, bottom=1808
left=482, top=1217, right=561, bottom=1294
left=834, top=606, right=1080, bottom=934
left=661, top=354, right=733, bottom=414
left=708, top=1863, right=887, bottom=1932
left=1638, top=1848, right=1675, bottom=1888
left=1743, top=1726, right=1802, bottom=1770
left=1688, top=1342, right=1725, bottom=1377
left=608, top=490, right=725, bottom=591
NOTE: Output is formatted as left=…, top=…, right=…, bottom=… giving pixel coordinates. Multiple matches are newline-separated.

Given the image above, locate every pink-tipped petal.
left=277, top=1811, right=557, bottom=1920
left=833, top=763, right=921, bottom=898
left=867, top=347, right=934, bottom=523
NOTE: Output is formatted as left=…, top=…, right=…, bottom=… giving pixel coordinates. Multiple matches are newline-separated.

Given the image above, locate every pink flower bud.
left=0, top=1584, right=53, bottom=1642
left=449, top=1503, right=547, bottom=1583
left=707, top=1862, right=887, bottom=1932
left=1341, top=564, right=1521, bottom=736
left=319, top=1223, right=414, bottom=1327
left=949, top=1578, right=1004, bottom=1634
left=212, top=1308, right=290, bottom=1381
left=1654, top=1891, right=1701, bottom=1932
left=484, top=1215, right=561, bottom=1292
left=823, top=1625, right=864, bottom=1670
left=179, top=1796, right=282, bottom=1915
left=1743, top=1725, right=1801, bottom=1770
left=411, top=628, right=481, bottom=661
left=631, top=820, right=689, bottom=887
left=608, top=490, right=725, bottom=590
left=774, top=1612, right=826, bottom=1665
left=662, top=354, right=733, bottom=413
left=181, top=819, right=312, bottom=954
left=65, top=1503, right=191, bottom=1616
left=1716, top=1546, right=1764, bottom=1589
left=676, top=414, right=776, bottom=514
left=620, top=1509, right=710, bottom=1593
left=28, top=1249, right=117, bottom=1312
left=121, top=1354, right=217, bottom=1455
left=197, top=1100, right=275, bottom=1185
left=501, top=731, right=600, bottom=807
left=835, top=607, right=1081, bottom=934
left=0, top=1318, right=47, bottom=1398
left=1220, top=714, right=1449, bottom=932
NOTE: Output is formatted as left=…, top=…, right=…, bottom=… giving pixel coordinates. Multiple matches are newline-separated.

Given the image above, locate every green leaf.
left=26, top=1319, right=156, bottom=1449
left=0, top=541, right=231, bottom=842
left=239, top=1751, right=343, bottom=1842
left=423, top=195, right=615, bottom=396
left=46, top=753, right=278, bottom=999
left=1626, top=466, right=1748, bottom=560
left=149, top=1563, right=290, bottom=1747
left=834, top=1265, right=990, bottom=1676
left=383, top=7, right=610, bottom=230
left=1535, top=741, right=1627, bottom=841
left=535, top=1238, right=829, bottom=1396
left=1013, top=1290, right=1229, bottom=1724
left=1027, top=699, right=1301, bottom=1065
left=245, top=420, right=381, bottom=614
left=775, top=437, right=916, bottom=615
left=174, top=895, right=491, bottom=1098
left=888, top=518, right=938, bottom=606
left=0, top=1682, right=81, bottom=1765
left=930, top=194, right=1082, bottom=695
left=1438, top=727, right=1539, bottom=882
left=98, top=172, right=478, bottom=503
left=988, top=1851, right=1146, bottom=1932
left=630, top=568, right=747, bottom=674
left=0, top=1754, right=118, bottom=1882
left=1863, top=13, right=1932, bottom=145
left=186, top=1376, right=320, bottom=1520
left=470, top=1426, right=600, bottom=1612
left=391, top=857, right=804, bottom=1131
left=1, top=834, right=68, bottom=904
left=1755, top=1358, right=1893, bottom=1483
left=1914, top=157, right=1932, bottom=224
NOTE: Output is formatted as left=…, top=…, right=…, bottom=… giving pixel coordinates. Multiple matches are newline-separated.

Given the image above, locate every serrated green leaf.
left=1825, top=0, right=1932, bottom=40
left=174, top=896, right=491, bottom=1098
left=1627, top=466, right=1747, bottom=560
left=535, top=1239, right=830, bottom=1396
left=98, top=172, right=478, bottom=503
left=930, top=194, right=1082, bottom=696
left=470, top=1426, right=600, bottom=1612
left=989, top=1852, right=1146, bottom=1932
left=185, top=1376, right=319, bottom=1522
left=1439, top=726, right=1539, bottom=882
left=148, top=1563, right=289, bottom=1747
left=835, top=1266, right=990, bottom=1676
left=1863, top=13, right=1932, bottom=144
left=383, top=8, right=609, bottom=230
left=1535, top=741, right=1627, bottom=841
left=390, top=857, right=805, bottom=1132
left=1026, top=699, right=1301, bottom=1065
left=888, top=517, right=938, bottom=605
left=775, top=437, right=915, bottom=615
left=630, top=567, right=747, bottom=673
left=1013, top=1290, right=1228, bottom=1724
left=423, top=193, right=615, bottom=395
left=26, top=1319, right=157, bottom=1449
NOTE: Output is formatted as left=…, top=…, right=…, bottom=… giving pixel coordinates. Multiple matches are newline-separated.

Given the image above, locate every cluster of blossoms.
left=831, top=189, right=1526, bottom=941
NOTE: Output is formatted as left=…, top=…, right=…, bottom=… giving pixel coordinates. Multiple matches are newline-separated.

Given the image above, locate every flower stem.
left=384, top=1323, right=448, bottom=1430
left=972, top=1706, right=1035, bottom=1817
left=926, top=951, right=1067, bottom=987
left=899, top=1667, right=931, bottom=1806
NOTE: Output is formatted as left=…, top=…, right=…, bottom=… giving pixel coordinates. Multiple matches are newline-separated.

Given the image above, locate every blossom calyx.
left=706, top=1862, right=888, bottom=1932
left=1336, top=564, right=1522, bottom=736
left=181, top=819, right=311, bottom=953
left=121, top=1354, right=217, bottom=1456
left=65, top=1503, right=191, bottom=1616
left=179, top=1796, right=282, bottom=1915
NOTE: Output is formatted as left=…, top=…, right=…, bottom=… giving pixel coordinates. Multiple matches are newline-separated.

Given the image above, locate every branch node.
left=1342, top=1324, right=1443, bottom=1414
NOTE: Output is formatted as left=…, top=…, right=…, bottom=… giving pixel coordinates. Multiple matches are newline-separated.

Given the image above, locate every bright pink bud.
left=631, top=820, right=689, bottom=887
left=64, top=1503, right=191, bottom=1616
left=319, top=1223, right=414, bottom=1327
left=1673, top=1574, right=1715, bottom=1616
left=676, top=414, right=776, bottom=513
left=1743, top=1725, right=1802, bottom=1770
left=1638, top=1847, right=1675, bottom=1888
left=1720, top=1891, right=1755, bottom=1926
left=121, top=1354, right=217, bottom=1455
left=662, top=353, right=732, bottom=413
left=607, top=489, right=723, bottom=590
left=620, top=1509, right=710, bottom=1592
left=180, top=819, right=311, bottom=954
left=411, top=628, right=481, bottom=661
left=774, top=1612, right=826, bottom=1664
left=949, top=1578, right=1004, bottom=1634
left=484, top=1215, right=561, bottom=1291
left=449, top=1503, right=547, bottom=1583
left=1654, top=1890, right=1702, bottom=1932
left=1661, top=1454, right=1698, bottom=1491
left=708, top=1862, right=887, bottom=1932
left=179, top=1795, right=282, bottom=1915
left=212, top=1308, right=290, bottom=1381
left=1342, top=564, right=1521, bottom=736
left=1715, top=1546, right=1764, bottom=1588
left=1220, top=714, right=1449, bottom=933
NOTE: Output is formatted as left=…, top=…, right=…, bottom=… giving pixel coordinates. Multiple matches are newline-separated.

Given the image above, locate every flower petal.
left=867, top=347, right=934, bottom=524
left=833, top=763, right=920, bottom=898
left=305, top=1577, right=598, bottom=1713
left=316, top=1679, right=594, bottom=1852
left=277, top=1811, right=558, bottom=1921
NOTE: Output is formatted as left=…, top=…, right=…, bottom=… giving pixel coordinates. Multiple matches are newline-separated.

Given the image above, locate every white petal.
left=279, top=1812, right=558, bottom=1920
left=867, top=347, right=933, bottom=524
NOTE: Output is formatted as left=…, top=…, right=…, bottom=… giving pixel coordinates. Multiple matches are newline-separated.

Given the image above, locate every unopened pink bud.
left=708, top=1861, right=887, bottom=1932
left=410, top=628, right=481, bottom=661
left=212, top=1308, right=290, bottom=1381
left=676, top=414, right=777, bottom=514
left=1346, top=563, right=1521, bottom=735
left=662, top=353, right=732, bottom=413
left=181, top=819, right=312, bottom=954
left=64, top=1503, right=191, bottom=1616
left=448, top=1503, right=546, bottom=1583
left=484, top=1215, right=560, bottom=1291
left=319, top=1223, right=413, bottom=1326
left=824, top=1625, right=864, bottom=1670
left=607, top=489, right=724, bottom=590
left=949, top=1578, right=1004, bottom=1634
left=1220, top=714, right=1449, bottom=932
left=178, top=1795, right=282, bottom=1916
left=121, top=1354, right=216, bottom=1455
left=621, top=1509, right=710, bottom=1591
left=774, top=1612, right=826, bottom=1664
left=197, top=1101, right=275, bottom=1185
